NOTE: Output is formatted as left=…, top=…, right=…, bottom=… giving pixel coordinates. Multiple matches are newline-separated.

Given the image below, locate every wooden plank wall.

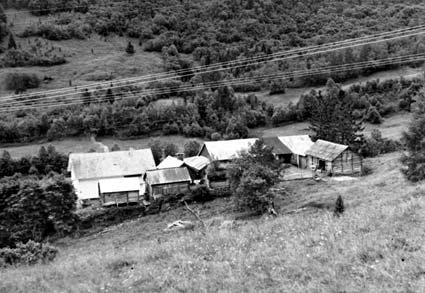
left=332, top=150, right=362, bottom=175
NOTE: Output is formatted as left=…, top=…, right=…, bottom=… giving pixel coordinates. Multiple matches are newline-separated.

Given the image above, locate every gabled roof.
left=67, top=149, right=156, bottom=180
left=99, top=177, right=142, bottom=194
left=183, top=156, right=210, bottom=171
left=262, top=137, right=291, bottom=155
left=157, top=156, right=184, bottom=169
left=146, top=167, right=191, bottom=186
left=199, top=138, right=258, bottom=161
left=278, top=135, right=314, bottom=156
left=305, top=140, right=349, bottom=161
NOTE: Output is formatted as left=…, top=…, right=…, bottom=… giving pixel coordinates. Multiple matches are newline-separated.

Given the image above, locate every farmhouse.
left=278, top=135, right=314, bottom=168
left=98, top=177, right=144, bottom=206
left=145, top=167, right=192, bottom=200
left=306, top=140, right=363, bottom=175
left=198, top=138, right=258, bottom=162
left=67, top=149, right=156, bottom=202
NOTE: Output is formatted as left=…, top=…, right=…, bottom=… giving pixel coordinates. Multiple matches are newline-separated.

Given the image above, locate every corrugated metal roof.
left=200, top=138, right=258, bottom=161
left=67, top=149, right=156, bottom=180
left=146, top=167, right=191, bottom=185
left=98, top=177, right=141, bottom=193
left=183, top=156, right=210, bottom=171
left=157, top=156, right=184, bottom=169
left=263, top=137, right=292, bottom=155
left=278, top=135, right=314, bottom=156
left=305, top=140, right=348, bottom=161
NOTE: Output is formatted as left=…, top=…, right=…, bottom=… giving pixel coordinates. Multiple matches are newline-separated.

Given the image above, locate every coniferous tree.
left=126, top=41, right=135, bottom=54
left=334, top=195, right=345, bottom=217
left=8, top=33, right=17, bottom=49
left=310, top=79, right=363, bottom=146
left=401, top=104, right=425, bottom=182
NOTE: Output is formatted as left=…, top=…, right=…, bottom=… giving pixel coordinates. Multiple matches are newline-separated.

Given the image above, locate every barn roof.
left=146, top=167, right=191, bottom=186
left=199, top=138, right=258, bottom=161
left=305, top=140, right=349, bottom=161
left=278, top=135, right=314, bottom=156
left=157, top=156, right=184, bottom=169
left=67, top=149, right=156, bottom=180
left=262, top=137, right=291, bottom=155
left=98, top=177, right=142, bottom=194
left=183, top=156, right=210, bottom=171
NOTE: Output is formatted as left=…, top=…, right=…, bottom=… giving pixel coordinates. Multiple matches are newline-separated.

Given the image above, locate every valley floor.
left=1, top=152, right=424, bottom=292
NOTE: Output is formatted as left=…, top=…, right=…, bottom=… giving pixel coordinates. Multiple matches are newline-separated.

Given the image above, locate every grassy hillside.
left=0, top=9, right=164, bottom=96
left=1, top=152, right=424, bottom=292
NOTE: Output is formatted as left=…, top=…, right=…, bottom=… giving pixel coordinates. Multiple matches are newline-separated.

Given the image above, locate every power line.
left=1, top=53, right=423, bottom=112
left=2, top=25, right=425, bottom=103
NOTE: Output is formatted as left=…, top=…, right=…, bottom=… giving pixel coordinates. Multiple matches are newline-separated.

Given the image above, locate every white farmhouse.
left=67, top=149, right=156, bottom=203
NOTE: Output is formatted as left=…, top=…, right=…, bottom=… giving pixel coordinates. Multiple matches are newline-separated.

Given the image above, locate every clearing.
left=0, top=152, right=424, bottom=292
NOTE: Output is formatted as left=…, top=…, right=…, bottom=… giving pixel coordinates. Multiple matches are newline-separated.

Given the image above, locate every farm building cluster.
left=67, top=136, right=363, bottom=207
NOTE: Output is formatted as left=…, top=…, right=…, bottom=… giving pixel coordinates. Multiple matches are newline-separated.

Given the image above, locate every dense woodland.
left=0, top=1, right=425, bottom=144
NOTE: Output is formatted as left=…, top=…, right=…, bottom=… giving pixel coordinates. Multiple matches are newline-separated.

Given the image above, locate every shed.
left=183, top=156, right=210, bottom=181
left=67, top=149, right=156, bottom=201
left=262, top=136, right=292, bottom=160
left=98, top=177, right=145, bottom=206
left=198, top=138, right=258, bottom=162
left=278, top=135, right=314, bottom=168
left=145, top=167, right=192, bottom=199
left=306, top=140, right=363, bottom=175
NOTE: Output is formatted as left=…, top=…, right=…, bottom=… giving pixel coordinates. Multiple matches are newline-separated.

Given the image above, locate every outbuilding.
left=306, top=140, right=363, bottom=175
left=278, top=135, right=314, bottom=168
left=145, top=167, right=192, bottom=200
left=98, top=177, right=144, bottom=206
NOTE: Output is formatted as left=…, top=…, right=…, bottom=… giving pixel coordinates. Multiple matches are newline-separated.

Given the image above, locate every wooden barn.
left=262, top=136, right=292, bottom=161
left=198, top=138, right=258, bottom=164
left=98, top=177, right=144, bottom=207
left=145, top=167, right=192, bottom=200
left=306, top=140, right=363, bottom=175
left=278, top=135, right=314, bottom=168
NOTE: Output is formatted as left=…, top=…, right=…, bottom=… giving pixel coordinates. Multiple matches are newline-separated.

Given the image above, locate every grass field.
left=1, top=152, right=424, bottom=292
left=0, top=9, right=164, bottom=96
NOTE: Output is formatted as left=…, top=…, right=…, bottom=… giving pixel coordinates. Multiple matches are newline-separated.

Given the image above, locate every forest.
left=0, top=0, right=424, bottom=144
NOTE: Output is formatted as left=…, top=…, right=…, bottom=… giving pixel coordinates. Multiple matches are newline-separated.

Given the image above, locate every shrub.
left=184, top=140, right=201, bottom=157
left=361, top=165, right=373, bottom=176
left=0, top=241, right=58, bottom=267
left=190, top=185, right=213, bottom=203
left=211, top=132, right=222, bottom=141
left=365, top=106, right=382, bottom=124
left=269, top=79, right=286, bottom=95
left=4, top=72, right=40, bottom=93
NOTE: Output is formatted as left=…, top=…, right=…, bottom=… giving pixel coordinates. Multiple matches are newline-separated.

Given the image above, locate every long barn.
left=306, top=140, right=363, bottom=175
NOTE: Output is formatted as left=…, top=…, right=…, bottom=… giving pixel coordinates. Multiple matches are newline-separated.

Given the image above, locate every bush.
left=0, top=175, right=78, bottom=247
left=0, top=241, right=58, bottom=267
left=190, top=185, right=213, bottom=203
left=4, top=72, right=40, bottom=93
left=184, top=140, right=201, bottom=157
left=269, top=79, right=286, bottom=95
left=211, top=132, right=222, bottom=141
left=365, top=106, right=382, bottom=124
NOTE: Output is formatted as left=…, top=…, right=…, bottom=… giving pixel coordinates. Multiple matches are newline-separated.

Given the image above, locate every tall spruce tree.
left=0, top=4, right=7, bottom=42
left=401, top=104, right=425, bottom=182
left=309, top=79, right=363, bottom=146
left=8, top=33, right=17, bottom=49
